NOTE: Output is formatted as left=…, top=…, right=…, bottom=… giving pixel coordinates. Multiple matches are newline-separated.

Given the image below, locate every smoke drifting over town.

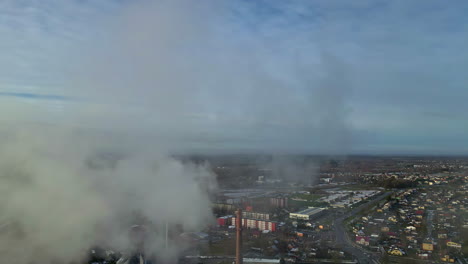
left=0, top=0, right=352, bottom=263
left=0, top=127, right=217, bottom=263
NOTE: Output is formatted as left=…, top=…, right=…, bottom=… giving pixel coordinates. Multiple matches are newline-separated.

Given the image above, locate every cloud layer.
left=1, top=0, right=468, bottom=154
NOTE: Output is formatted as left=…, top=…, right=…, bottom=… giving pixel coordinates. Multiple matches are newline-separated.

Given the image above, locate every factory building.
left=289, top=207, right=325, bottom=220
left=231, top=217, right=277, bottom=232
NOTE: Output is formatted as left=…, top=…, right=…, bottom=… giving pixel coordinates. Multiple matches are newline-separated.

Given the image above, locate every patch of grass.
left=289, top=194, right=328, bottom=208
left=289, top=199, right=327, bottom=208
left=340, top=185, right=378, bottom=190
left=204, top=238, right=236, bottom=255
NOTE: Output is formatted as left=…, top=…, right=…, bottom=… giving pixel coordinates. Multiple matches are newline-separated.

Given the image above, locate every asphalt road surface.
left=333, top=192, right=392, bottom=264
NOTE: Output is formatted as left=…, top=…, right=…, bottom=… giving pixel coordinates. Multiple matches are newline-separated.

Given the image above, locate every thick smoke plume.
left=0, top=127, right=216, bottom=263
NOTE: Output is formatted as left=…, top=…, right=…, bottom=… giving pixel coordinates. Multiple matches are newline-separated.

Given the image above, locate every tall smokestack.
left=236, top=209, right=243, bottom=264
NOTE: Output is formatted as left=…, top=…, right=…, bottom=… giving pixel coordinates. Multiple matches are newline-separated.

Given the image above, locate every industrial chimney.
left=235, top=209, right=243, bottom=264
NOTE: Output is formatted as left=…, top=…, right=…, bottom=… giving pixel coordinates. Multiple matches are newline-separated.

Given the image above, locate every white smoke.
left=0, top=126, right=217, bottom=263
left=0, top=125, right=217, bottom=263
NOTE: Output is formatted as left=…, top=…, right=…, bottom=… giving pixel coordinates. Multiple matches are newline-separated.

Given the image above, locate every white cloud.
left=1, top=0, right=468, bottom=154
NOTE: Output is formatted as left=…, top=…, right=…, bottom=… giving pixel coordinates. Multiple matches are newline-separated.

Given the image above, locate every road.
left=426, top=210, right=434, bottom=239
left=333, top=192, right=392, bottom=264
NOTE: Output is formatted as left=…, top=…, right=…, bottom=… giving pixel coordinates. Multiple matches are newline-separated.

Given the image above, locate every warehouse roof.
left=294, top=207, right=324, bottom=215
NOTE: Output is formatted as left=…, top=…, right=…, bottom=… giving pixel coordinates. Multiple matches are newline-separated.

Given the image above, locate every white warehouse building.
left=289, top=207, right=325, bottom=220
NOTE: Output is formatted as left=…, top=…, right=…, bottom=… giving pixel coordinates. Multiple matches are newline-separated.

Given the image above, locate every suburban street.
left=333, top=192, right=393, bottom=264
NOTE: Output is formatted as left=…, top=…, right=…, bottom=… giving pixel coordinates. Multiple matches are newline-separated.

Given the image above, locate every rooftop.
left=294, top=207, right=324, bottom=215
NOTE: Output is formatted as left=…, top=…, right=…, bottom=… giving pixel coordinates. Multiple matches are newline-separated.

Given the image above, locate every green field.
left=289, top=193, right=328, bottom=207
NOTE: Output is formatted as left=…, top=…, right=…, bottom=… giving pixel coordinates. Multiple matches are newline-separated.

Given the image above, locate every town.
left=82, top=156, right=468, bottom=264
left=78, top=155, right=468, bottom=264
left=191, top=155, right=468, bottom=264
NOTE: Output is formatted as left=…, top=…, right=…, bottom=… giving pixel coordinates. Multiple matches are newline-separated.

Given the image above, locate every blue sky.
left=1, top=0, right=467, bottom=155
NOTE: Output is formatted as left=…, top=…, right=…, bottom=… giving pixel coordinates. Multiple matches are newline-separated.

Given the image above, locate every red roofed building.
left=217, top=216, right=232, bottom=226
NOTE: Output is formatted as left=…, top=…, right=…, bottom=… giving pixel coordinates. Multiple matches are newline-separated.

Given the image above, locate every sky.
left=1, top=0, right=468, bottom=155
